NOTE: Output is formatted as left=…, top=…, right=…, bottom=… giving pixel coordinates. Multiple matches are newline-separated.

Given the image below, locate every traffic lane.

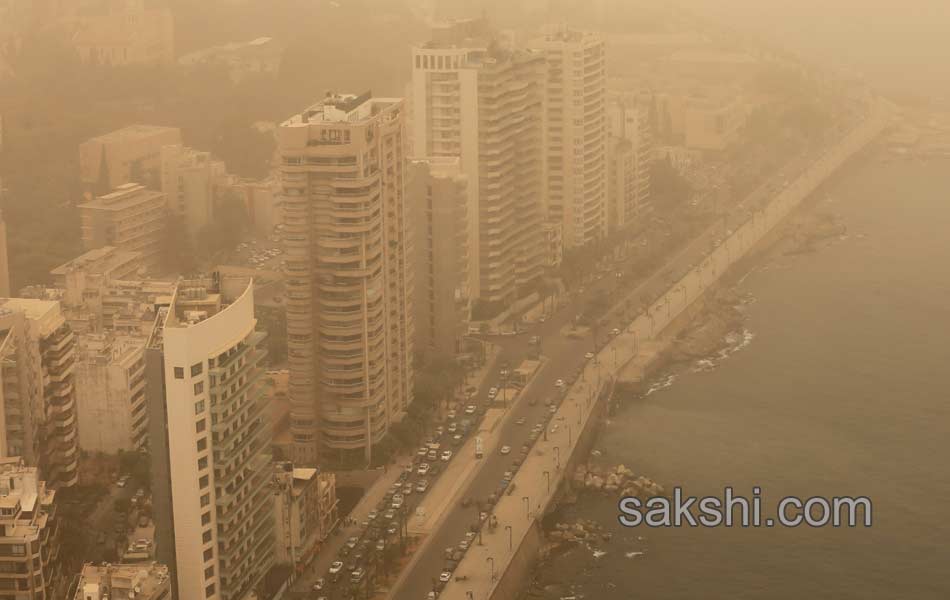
left=393, top=338, right=589, bottom=598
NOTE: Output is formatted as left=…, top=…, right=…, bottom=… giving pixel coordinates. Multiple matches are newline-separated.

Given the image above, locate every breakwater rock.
left=572, top=463, right=665, bottom=498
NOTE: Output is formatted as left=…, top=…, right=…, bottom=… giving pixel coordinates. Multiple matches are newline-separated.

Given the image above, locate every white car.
left=418, top=463, right=431, bottom=476
left=610, top=328, right=621, bottom=336
left=584, top=352, right=594, bottom=359
left=329, top=561, right=344, bottom=574
left=555, top=379, right=565, bottom=388
left=439, top=571, right=452, bottom=583
left=440, top=450, right=453, bottom=462
left=465, top=404, right=477, bottom=415
left=488, top=387, right=498, bottom=398
left=499, top=445, right=511, bottom=455
left=416, top=479, right=429, bottom=493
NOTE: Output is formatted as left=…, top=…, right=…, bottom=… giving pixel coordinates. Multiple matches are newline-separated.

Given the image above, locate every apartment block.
left=74, top=333, right=147, bottom=454
left=411, top=21, right=547, bottom=307
left=78, top=183, right=167, bottom=272
left=608, top=98, right=654, bottom=226
left=79, top=125, right=182, bottom=195
left=277, top=92, right=415, bottom=463
left=530, top=26, right=609, bottom=249
left=409, top=157, right=469, bottom=358
left=0, top=299, right=80, bottom=489
left=160, top=145, right=229, bottom=240
left=71, top=0, right=174, bottom=68
left=74, top=562, right=170, bottom=600
left=0, top=457, right=63, bottom=600
left=146, top=277, right=273, bottom=600
left=272, top=463, right=338, bottom=569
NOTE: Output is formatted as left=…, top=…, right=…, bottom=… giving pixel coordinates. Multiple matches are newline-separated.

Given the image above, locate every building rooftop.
left=84, top=125, right=181, bottom=146
left=74, top=562, right=170, bottom=600
left=282, top=91, right=403, bottom=127
left=50, top=246, right=142, bottom=277
left=77, top=183, right=165, bottom=212
left=0, top=297, right=59, bottom=321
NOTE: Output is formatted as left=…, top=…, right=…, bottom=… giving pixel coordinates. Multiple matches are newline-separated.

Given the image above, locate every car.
left=427, top=592, right=438, bottom=600
left=376, top=539, right=386, bottom=552
left=346, top=537, right=358, bottom=549
left=329, top=561, right=344, bottom=575
left=367, top=510, right=379, bottom=521
left=458, top=539, right=470, bottom=551
left=555, top=379, right=565, bottom=388
left=434, top=426, right=444, bottom=437
left=427, top=450, right=438, bottom=461
left=447, top=410, right=457, bottom=420
left=465, top=531, right=477, bottom=542
left=116, top=476, right=129, bottom=488
left=312, top=578, right=325, bottom=591
left=584, top=352, right=595, bottom=360
left=549, top=405, right=558, bottom=414
left=384, top=509, right=396, bottom=520
left=350, top=568, right=365, bottom=584
left=515, top=417, right=526, bottom=425
left=418, top=463, right=431, bottom=476
left=499, top=445, right=511, bottom=455
left=387, top=522, right=399, bottom=536
left=439, top=572, right=452, bottom=583
left=403, top=483, right=414, bottom=495
left=452, top=434, right=463, bottom=446
left=416, top=479, right=429, bottom=493
left=529, top=335, right=540, bottom=345
left=440, top=450, right=453, bottom=462
left=550, top=424, right=559, bottom=434
left=417, top=446, right=428, bottom=458
left=447, top=422, right=458, bottom=433
left=465, top=404, right=477, bottom=415
left=502, top=471, right=514, bottom=482
left=392, top=495, right=404, bottom=509
left=610, top=328, right=621, bottom=336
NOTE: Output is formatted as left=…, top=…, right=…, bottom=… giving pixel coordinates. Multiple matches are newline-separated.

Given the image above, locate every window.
left=205, top=565, right=215, bottom=579
left=196, top=419, right=206, bottom=433
left=197, top=437, right=207, bottom=452
left=174, top=367, right=184, bottom=379
left=205, top=584, right=215, bottom=598
left=201, top=512, right=211, bottom=526
left=200, top=493, right=210, bottom=507
left=198, top=456, right=208, bottom=471
left=202, top=530, right=212, bottom=543
left=195, top=400, right=205, bottom=414
left=194, top=382, right=204, bottom=395
left=200, top=475, right=209, bottom=489
left=203, top=548, right=214, bottom=562
left=191, top=363, right=203, bottom=377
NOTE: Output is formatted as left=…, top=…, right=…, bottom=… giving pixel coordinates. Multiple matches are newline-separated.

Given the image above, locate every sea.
left=534, top=156, right=950, bottom=599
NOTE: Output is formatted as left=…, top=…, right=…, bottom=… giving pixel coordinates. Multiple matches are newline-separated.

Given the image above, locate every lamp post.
left=554, top=446, right=561, bottom=470
left=487, top=556, right=495, bottom=582
left=543, top=470, right=551, bottom=494
left=505, top=525, right=513, bottom=553
left=568, top=425, right=572, bottom=446
left=522, top=496, right=530, bottom=519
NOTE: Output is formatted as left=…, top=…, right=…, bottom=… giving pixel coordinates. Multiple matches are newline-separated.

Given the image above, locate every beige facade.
left=78, top=183, right=167, bottom=272
left=74, top=562, right=170, bottom=600
left=71, top=0, right=174, bottom=68
left=0, top=299, right=80, bottom=489
left=409, top=157, right=469, bottom=358
left=79, top=125, right=182, bottom=195
left=411, top=20, right=547, bottom=306
left=74, top=333, right=147, bottom=454
left=272, top=464, right=338, bottom=569
left=530, top=26, right=609, bottom=249
left=278, top=93, right=415, bottom=463
left=160, top=145, right=229, bottom=240
left=608, top=98, right=654, bottom=227
left=146, top=277, right=273, bottom=600
left=0, top=457, right=63, bottom=600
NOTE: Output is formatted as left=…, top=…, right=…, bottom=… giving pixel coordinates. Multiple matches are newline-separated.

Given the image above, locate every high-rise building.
left=0, top=457, right=63, bottom=599
left=608, top=98, right=654, bottom=226
left=78, top=183, right=167, bottom=272
left=75, top=333, right=147, bottom=454
left=73, top=562, right=171, bottom=600
left=0, top=179, right=10, bottom=297
left=79, top=125, right=182, bottom=196
left=0, top=298, right=80, bottom=488
left=71, top=0, right=175, bottom=68
left=529, top=25, right=609, bottom=249
left=408, top=157, right=469, bottom=358
left=145, top=276, right=273, bottom=600
left=160, top=144, right=229, bottom=240
left=277, top=92, right=414, bottom=464
left=411, top=20, right=548, bottom=307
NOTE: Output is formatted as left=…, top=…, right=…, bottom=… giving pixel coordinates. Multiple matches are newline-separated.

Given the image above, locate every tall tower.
left=411, top=21, right=547, bottom=307
left=277, top=92, right=414, bottom=465
left=145, top=276, right=274, bottom=600
left=529, top=25, right=609, bottom=250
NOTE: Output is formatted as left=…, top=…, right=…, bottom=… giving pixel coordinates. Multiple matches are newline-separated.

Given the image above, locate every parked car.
left=350, top=568, right=365, bottom=584
left=465, top=404, right=477, bottom=415
left=329, top=561, right=344, bottom=575
left=555, top=379, right=565, bottom=388
left=418, top=463, right=431, bottom=476
left=416, top=479, right=429, bottom=493
left=499, top=445, right=511, bottom=455
left=584, top=352, right=595, bottom=359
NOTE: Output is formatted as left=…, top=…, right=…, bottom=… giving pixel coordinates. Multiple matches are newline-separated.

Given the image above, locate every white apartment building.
left=529, top=25, right=609, bottom=249
left=411, top=19, right=547, bottom=307
left=278, top=92, right=414, bottom=464
left=145, top=277, right=273, bottom=600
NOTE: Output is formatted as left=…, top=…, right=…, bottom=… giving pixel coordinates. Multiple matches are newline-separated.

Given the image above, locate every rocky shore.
left=668, top=288, right=747, bottom=363
left=782, top=211, right=847, bottom=254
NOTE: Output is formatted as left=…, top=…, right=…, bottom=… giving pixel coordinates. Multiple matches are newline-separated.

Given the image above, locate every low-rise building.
left=74, top=562, right=171, bottom=600
left=178, top=37, right=285, bottom=83
left=0, top=457, right=63, bottom=599
left=272, top=463, right=338, bottom=570
left=78, top=183, right=167, bottom=272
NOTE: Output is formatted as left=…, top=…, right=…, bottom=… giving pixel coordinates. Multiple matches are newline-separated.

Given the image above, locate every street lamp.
left=522, top=496, right=530, bottom=519
left=505, top=525, right=513, bottom=553
left=568, top=424, right=572, bottom=446
left=487, top=556, right=495, bottom=582
left=554, top=446, right=561, bottom=470
left=543, top=470, right=551, bottom=494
